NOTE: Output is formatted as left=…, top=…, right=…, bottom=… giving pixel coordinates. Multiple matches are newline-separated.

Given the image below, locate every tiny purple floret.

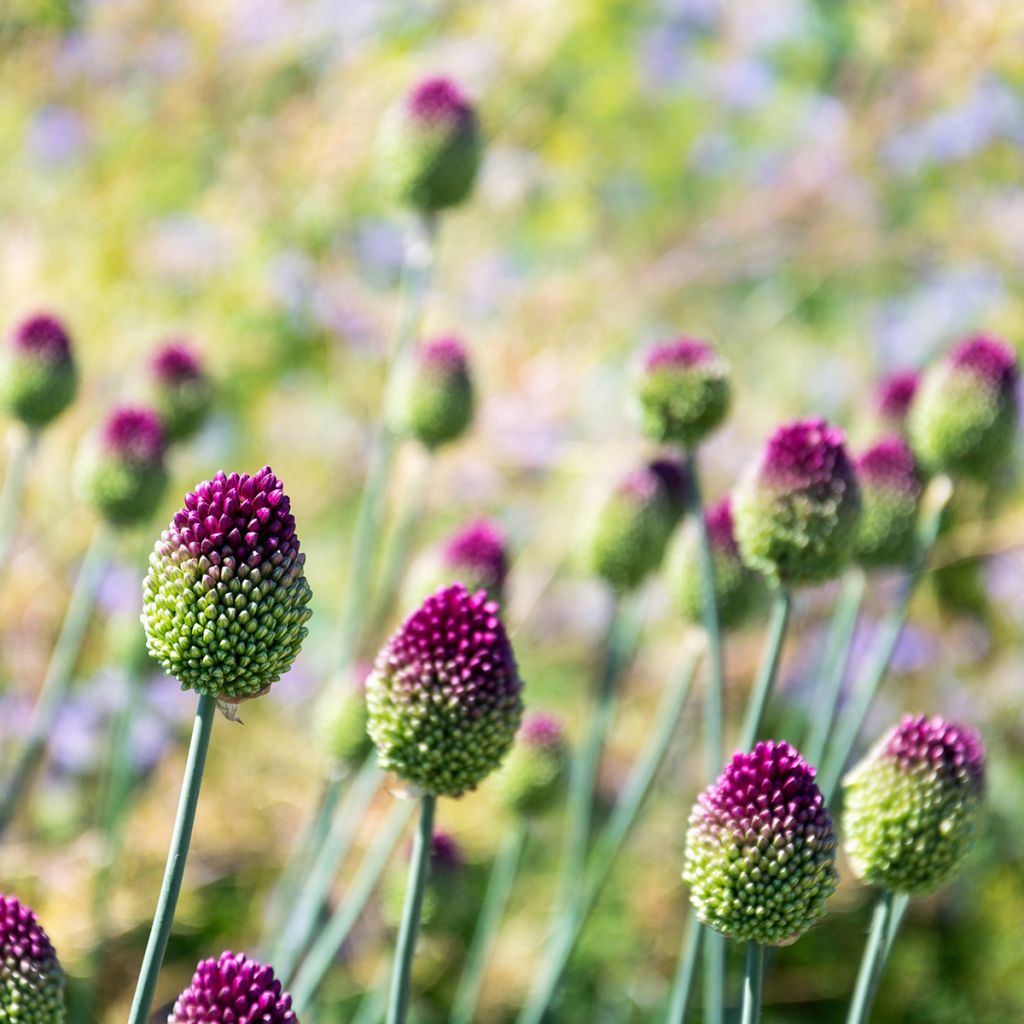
left=0, top=893, right=58, bottom=967
left=169, top=951, right=297, bottom=1024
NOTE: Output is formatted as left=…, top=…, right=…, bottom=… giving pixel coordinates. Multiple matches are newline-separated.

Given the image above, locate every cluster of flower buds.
left=398, top=337, right=474, bottom=449
left=854, top=436, right=923, bottom=568
left=494, top=713, right=570, bottom=817
left=315, top=669, right=373, bottom=770
left=0, top=894, right=65, bottom=1024
left=0, top=314, right=77, bottom=430
left=169, top=951, right=297, bottom=1024
left=873, top=370, right=919, bottom=435
left=149, top=340, right=213, bottom=443
left=441, top=518, right=508, bottom=602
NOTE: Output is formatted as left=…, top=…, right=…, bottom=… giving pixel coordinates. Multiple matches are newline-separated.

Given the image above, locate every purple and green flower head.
left=169, top=951, right=297, bottom=1024
left=442, top=518, right=508, bottom=601
left=636, top=337, right=731, bottom=447
left=495, top=712, right=570, bottom=817
left=0, top=894, right=65, bottom=1024
left=733, top=418, right=861, bottom=586
left=365, top=583, right=523, bottom=797
left=874, top=370, right=920, bottom=433
left=385, top=830, right=470, bottom=931
left=843, top=715, right=985, bottom=895
left=683, top=741, right=837, bottom=945
left=379, top=76, right=482, bottom=213
left=909, top=334, right=1019, bottom=478
left=854, top=436, right=923, bottom=568
left=589, top=457, right=688, bottom=591
left=0, top=313, right=77, bottom=429
left=670, top=495, right=766, bottom=630
left=150, top=339, right=213, bottom=443
left=142, top=467, right=313, bottom=701
left=77, top=406, right=168, bottom=527
left=315, top=666, right=372, bottom=769
left=399, top=336, right=474, bottom=449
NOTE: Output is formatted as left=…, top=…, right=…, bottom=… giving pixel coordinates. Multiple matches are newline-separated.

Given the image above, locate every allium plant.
left=77, top=407, right=168, bottom=527
left=0, top=314, right=77, bottom=429
left=873, top=370, right=920, bottom=434
left=385, top=831, right=471, bottom=934
left=398, top=337, right=474, bottom=449
left=379, top=76, right=482, bottom=213
left=150, top=340, right=213, bottom=443
left=733, top=418, right=861, bottom=586
left=315, top=670, right=373, bottom=770
left=854, top=436, right=923, bottom=568
left=683, top=741, right=838, bottom=946
left=636, top=338, right=731, bottom=447
left=169, top=951, right=297, bottom=1024
left=909, top=334, right=1019, bottom=478
left=589, top=457, right=687, bottom=591
left=495, top=713, right=570, bottom=818
left=843, top=715, right=985, bottom=895
left=0, top=894, right=65, bottom=1024
left=442, top=518, right=508, bottom=602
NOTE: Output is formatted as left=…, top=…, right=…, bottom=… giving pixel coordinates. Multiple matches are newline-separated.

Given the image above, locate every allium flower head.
left=366, top=583, right=523, bottom=797
left=589, top=457, right=687, bottom=591
left=169, top=951, right=296, bottom=1024
left=854, top=436, right=923, bottom=568
left=637, top=338, right=731, bottom=446
left=683, top=741, right=837, bottom=945
left=0, top=894, right=65, bottom=1024
left=843, top=715, right=985, bottom=895
left=909, top=334, right=1019, bottom=478
left=733, top=419, right=861, bottom=586
left=315, top=668, right=372, bottom=769
left=670, top=496, right=767, bottom=630
left=398, top=336, right=474, bottom=449
left=379, top=76, right=482, bottom=212
left=150, top=339, right=213, bottom=443
left=442, top=519, right=508, bottom=601
left=874, top=370, right=920, bottom=431
left=494, top=712, right=569, bottom=817
left=0, top=313, right=77, bottom=428
left=77, top=406, right=168, bottom=527
left=142, top=467, right=313, bottom=701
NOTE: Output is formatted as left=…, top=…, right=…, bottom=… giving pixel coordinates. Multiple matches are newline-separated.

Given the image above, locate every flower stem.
left=0, top=525, right=112, bottom=839
left=516, top=648, right=699, bottom=1024
left=126, top=692, right=217, bottom=1024
left=273, top=759, right=382, bottom=984
left=739, top=587, right=793, bottom=751
left=334, top=215, right=437, bottom=676
left=662, top=914, right=703, bottom=1024
left=803, top=569, right=866, bottom=768
left=0, top=426, right=37, bottom=591
left=449, top=820, right=528, bottom=1024
left=385, top=793, right=436, bottom=1024
left=290, top=796, right=415, bottom=1016
left=740, top=942, right=764, bottom=1024
left=845, top=890, right=895, bottom=1024
left=819, top=476, right=952, bottom=802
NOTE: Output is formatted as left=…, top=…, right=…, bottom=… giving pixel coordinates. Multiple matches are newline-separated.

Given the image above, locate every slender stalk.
left=0, top=426, right=37, bottom=590
left=516, top=649, right=699, bottom=1024
left=0, top=526, right=112, bottom=838
left=845, top=890, right=895, bottom=1024
left=662, top=914, right=703, bottom=1024
left=883, top=892, right=910, bottom=959
left=333, top=215, right=437, bottom=676
left=449, top=820, right=528, bottom=1024
left=126, top=693, right=217, bottom=1024
left=803, top=569, right=866, bottom=768
left=385, top=793, right=436, bottom=1024
left=740, top=942, right=764, bottom=1024
left=739, top=587, right=792, bottom=751
left=273, top=760, right=382, bottom=983
left=819, top=477, right=952, bottom=802
left=684, top=448, right=725, bottom=1024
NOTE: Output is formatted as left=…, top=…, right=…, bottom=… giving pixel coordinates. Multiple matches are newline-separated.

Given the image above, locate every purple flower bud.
left=408, top=78, right=474, bottom=127
left=442, top=519, right=508, bottom=601
left=12, top=315, right=72, bottom=363
left=732, top=419, right=861, bottom=585
left=169, top=951, right=297, bottom=1024
left=1, top=313, right=77, bottom=428
left=874, top=370, right=920, bottom=429
left=495, top=712, right=570, bottom=816
left=102, top=407, right=166, bottom=463
left=429, top=830, right=464, bottom=871
left=0, top=893, right=65, bottom=1024
left=150, top=340, right=213, bottom=443
left=366, top=583, right=523, bottom=797
left=683, top=741, right=838, bottom=945
left=854, top=436, right=923, bottom=567
left=399, top=336, right=474, bottom=449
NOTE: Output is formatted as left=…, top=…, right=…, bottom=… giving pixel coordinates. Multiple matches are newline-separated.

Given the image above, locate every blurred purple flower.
left=26, top=106, right=89, bottom=167
left=710, top=58, right=774, bottom=113
left=97, top=561, right=143, bottom=618
left=49, top=697, right=104, bottom=776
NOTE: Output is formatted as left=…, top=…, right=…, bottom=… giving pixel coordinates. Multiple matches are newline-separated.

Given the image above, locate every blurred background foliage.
left=0, top=0, right=1022, bottom=1021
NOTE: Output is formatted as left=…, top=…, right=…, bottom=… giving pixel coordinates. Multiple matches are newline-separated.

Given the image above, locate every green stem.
left=126, top=693, right=217, bottom=1024
left=273, top=760, right=382, bottom=984
left=819, top=477, right=952, bottom=803
left=385, top=793, right=436, bottom=1024
left=845, top=891, right=895, bottom=1024
left=516, top=650, right=699, bottom=1024
left=662, top=914, right=703, bottom=1024
left=334, top=215, right=438, bottom=676
left=0, top=426, right=37, bottom=591
left=739, top=587, right=792, bottom=751
left=803, top=569, right=866, bottom=768
left=0, top=526, right=112, bottom=838
left=740, top=942, right=764, bottom=1024
left=449, top=820, right=528, bottom=1024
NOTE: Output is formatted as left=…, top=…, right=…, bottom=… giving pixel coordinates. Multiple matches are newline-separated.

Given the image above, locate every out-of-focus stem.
left=663, top=915, right=703, bottom=1024
left=740, top=942, right=764, bottom=1024
left=0, top=426, right=37, bottom=591
left=738, top=587, right=792, bottom=751
left=845, top=890, right=894, bottom=1024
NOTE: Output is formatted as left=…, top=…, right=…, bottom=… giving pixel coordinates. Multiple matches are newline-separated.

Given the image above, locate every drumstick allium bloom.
left=151, top=340, right=213, bottom=443
left=0, top=314, right=77, bottom=429
left=0, top=894, right=65, bottom=1024
left=854, top=436, right=923, bottom=568
left=169, top=951, right=297, bottom=1024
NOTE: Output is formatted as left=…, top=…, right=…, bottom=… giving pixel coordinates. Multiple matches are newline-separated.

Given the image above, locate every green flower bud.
left=854, top=436, right=923, bottom=568
left=315, top=671, right=373, bottom=769
left=0, top=314, right=77, bottom=430
left=494, top=713, right=569, bottom=817
left=398, top=337, right=473, bottom=449
left=150, top=341, right=213, bottom=443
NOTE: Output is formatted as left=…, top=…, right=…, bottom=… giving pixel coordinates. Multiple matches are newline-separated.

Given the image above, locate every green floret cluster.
left=494, top=718, right=569, bottom=817
left=77, top=453, right=168, bottom=528
left=0, top=356, right=76, bottom=431
left=401, top=351, right=474, bottom=449
left=637, top=355, right=730, bottom=447
left=0, top=953, right=64, bottom=1024
left=856, top=484, right=919, bottom=567
left=315, top=682, right=373, bottom=769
